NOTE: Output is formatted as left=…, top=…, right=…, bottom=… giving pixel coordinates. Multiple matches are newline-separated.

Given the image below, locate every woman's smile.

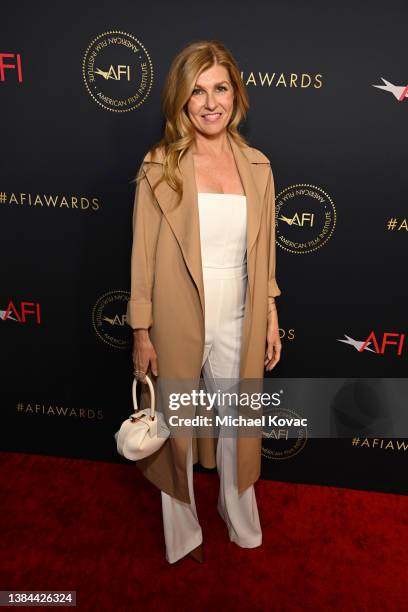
left=201, top=112, right=223, bottom=122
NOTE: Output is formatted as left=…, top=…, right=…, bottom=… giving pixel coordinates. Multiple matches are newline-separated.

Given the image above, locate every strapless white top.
left=197, top=192, right=247, bottom=268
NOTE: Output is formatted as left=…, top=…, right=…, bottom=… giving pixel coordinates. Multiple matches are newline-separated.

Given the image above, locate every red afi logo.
left=360, top=331, right=405, bottom=355
left=0, top=53, right=23, bottom=82
left=1, top=301, right=41, bottom=323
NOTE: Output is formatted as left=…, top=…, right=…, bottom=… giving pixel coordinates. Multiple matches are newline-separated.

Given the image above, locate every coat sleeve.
left=265, top=164, right=282, bottom=299
left=126, top=162, right=163, bottom=330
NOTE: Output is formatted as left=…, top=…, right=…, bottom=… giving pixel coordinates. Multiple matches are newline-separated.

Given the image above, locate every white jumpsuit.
left=161, top=192, right=262, bottom=563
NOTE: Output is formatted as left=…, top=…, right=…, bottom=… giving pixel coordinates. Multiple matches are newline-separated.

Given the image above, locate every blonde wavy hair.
left=133, top=39, right=250, bottom=202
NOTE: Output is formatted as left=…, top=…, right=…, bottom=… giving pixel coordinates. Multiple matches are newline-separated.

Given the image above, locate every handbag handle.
left=132, top=374, right=156, bottom=420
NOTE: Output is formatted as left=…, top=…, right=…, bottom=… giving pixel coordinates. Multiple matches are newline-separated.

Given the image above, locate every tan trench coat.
left=126, top=132, right=281, bottom=503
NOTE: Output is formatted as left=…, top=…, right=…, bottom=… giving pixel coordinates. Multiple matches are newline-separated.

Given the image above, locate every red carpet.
left=1, top=450, right=407, bottom=611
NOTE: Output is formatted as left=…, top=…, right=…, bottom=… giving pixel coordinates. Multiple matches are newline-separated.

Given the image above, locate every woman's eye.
left=192, top=85, right=228, bottom=95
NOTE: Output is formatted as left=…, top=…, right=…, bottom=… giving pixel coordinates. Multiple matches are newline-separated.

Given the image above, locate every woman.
left=126, top=40, right=282, bottom=564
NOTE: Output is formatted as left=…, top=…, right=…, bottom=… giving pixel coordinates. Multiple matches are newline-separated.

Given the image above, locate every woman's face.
left=186, top=64, right=235, bottom=137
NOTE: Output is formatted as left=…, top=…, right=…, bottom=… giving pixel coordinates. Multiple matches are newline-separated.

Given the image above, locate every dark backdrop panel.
left=1, top=0, right=407, bottom=494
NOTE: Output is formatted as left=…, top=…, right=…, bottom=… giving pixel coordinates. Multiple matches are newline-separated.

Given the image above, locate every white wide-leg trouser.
left=161, top=264, right=262, bottom=564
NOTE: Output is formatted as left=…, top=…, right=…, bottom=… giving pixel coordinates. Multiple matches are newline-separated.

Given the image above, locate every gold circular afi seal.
left=92, top=290, right=131, bottom=349
left=262, top=407, right=307, bottom=461
left=275, top=183, right=336, bottom=254
left=82, top=31, right=153, bottom=113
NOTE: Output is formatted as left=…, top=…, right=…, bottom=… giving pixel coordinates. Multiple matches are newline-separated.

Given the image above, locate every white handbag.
left=114, top=374, right=170, bottom=461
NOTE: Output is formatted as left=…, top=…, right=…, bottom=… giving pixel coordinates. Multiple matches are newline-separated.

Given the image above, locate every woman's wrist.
left=267, top=297, right=277, bottom=313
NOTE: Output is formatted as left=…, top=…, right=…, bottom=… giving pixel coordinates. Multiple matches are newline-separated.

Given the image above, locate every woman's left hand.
left=264, top=304, right=282, bottom=371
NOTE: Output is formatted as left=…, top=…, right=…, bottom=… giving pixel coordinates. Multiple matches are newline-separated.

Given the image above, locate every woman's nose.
left=205, top=92, right=216, bottom=108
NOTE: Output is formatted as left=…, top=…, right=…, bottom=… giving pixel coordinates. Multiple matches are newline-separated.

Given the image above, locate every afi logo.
left=338, top=332, right=405, bottom=355
left=0, top=53, right=23, bottom=82
left=373, top=78, right=408, bottom=102
left=279, top=212, right=315, bottom=227
left=361, top=331, right=405, bottom=355
left=1, top=301, right=41, bottom=323
left=94, top=65, right=130, bottom=81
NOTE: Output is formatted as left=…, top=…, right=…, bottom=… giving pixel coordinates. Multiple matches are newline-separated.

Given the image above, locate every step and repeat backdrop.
left=1, top=1, right=407, bottom=495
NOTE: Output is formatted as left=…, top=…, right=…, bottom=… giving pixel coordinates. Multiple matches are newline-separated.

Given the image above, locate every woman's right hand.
left=132, top=329, right=158, bottom=383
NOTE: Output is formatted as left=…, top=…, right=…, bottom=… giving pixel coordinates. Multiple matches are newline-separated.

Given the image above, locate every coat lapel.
left=143, top=132, right=263, bottom=319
